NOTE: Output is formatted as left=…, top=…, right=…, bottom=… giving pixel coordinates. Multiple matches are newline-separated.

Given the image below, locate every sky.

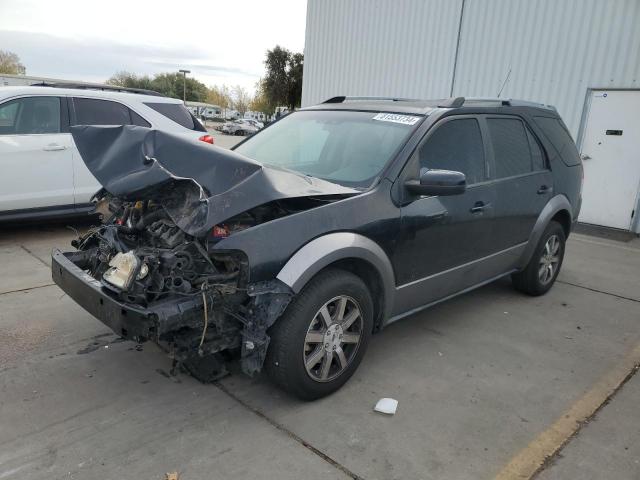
left=0, top=0, right=307, bottom=93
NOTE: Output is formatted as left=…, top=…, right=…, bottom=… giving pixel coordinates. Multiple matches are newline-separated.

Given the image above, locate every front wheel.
left=512, top=220, right=566, bottom=296
left=266, top=269, right=373, bottom=400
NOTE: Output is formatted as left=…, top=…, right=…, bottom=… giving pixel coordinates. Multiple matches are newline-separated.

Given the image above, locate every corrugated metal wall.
left=302, top=0, right=463, bottom=105
left=452, top=0, right=640, bottom=138
left=302, top=0, right=640, bottom=139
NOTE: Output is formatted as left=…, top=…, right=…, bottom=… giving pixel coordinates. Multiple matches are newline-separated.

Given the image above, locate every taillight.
left=199, top=134, right=214, bottom=144
left=211, top=225, right=229, bottom=238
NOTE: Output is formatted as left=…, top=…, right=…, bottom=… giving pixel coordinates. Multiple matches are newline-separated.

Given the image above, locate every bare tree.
left=0, top=50, right=26, bottom=75
left=232, top=85, right=251, bottom=115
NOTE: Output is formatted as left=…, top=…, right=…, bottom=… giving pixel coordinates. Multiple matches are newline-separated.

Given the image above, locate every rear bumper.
left=52, top=249, right=203, bottom=342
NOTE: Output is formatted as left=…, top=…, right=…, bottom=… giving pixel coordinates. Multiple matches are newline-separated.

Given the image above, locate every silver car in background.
left=221, top=119, right=261, bottom=136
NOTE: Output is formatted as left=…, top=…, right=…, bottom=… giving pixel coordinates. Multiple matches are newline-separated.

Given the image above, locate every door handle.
left=470, top=201, right=488, bottom=214
left=43, top=143, right=66, bottom=151
left=537, top=185, right=551, bottom=194
left=580, top=153, right=591, bottom=161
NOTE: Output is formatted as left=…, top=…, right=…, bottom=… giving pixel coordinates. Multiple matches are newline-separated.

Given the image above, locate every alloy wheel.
left=538, top=234, right=561, bottom=285
left=303, top=295, right=363, bottom=382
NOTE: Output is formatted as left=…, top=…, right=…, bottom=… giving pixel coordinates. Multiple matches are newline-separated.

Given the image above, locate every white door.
left=0, top=96, right=75, bottom=212
left=579, top=90, right=640, bottom=231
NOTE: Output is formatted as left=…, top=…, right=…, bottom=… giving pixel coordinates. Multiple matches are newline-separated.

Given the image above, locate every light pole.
left=178, top=69, right=190, bottom=102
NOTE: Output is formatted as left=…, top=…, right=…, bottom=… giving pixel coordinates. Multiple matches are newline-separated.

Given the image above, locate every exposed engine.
left=75, top=194, right=243, bottom=307
left=66, top=191, right=346, bottom=381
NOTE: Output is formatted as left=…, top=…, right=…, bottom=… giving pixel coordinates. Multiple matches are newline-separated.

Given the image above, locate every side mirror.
left=405, top=168, right=466, bottom=196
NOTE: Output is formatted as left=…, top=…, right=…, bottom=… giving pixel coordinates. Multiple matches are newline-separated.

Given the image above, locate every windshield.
left=234, top=110, right=421, bottom=187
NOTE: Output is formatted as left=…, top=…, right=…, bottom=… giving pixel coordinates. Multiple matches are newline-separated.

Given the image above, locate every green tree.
left=287, top=52, right=304, bottom=110
left=107, top=71, right=208, bottom=102
left=263, top=46, right=304, bottom=110
left=263, top=45, right=291, bottom=109
left=151, top=73, right=208, bottom=102
left=0, top=50, right=26, bottom=75
left=106, top=71, right=154, bottom=90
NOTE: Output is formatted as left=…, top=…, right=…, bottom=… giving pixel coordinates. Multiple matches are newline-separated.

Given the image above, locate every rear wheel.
left=266, top=269, right=373, bottom=400
left=512, top=221, right=566, bottom=296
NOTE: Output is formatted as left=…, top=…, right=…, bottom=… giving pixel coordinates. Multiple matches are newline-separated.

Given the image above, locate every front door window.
left=0, top=96, right=61, bottom=135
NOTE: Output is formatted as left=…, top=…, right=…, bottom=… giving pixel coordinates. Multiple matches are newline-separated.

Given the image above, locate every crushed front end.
left=53, top=194, right=292, bottom=380
left=54, top=125, right=357, bottom=380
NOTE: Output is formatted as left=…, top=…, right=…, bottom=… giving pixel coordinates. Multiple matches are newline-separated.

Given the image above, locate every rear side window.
left=144, top=102, right=206, bottom=131
left=419, top=118, right=485, bottom=184
left=0, top=96, right=61, bottom=135
left=487, top=118, right=535, bottom=178
left=73, top=98, right=151, bottom=128
left=533, top=116, right=581, bottom=166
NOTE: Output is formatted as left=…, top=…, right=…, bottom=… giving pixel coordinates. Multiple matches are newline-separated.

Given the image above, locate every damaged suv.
left=53, top=96, right=582, bottom=399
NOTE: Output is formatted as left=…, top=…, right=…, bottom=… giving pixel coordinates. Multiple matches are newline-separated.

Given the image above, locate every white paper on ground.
left=374, top=398, right=398, bottom=415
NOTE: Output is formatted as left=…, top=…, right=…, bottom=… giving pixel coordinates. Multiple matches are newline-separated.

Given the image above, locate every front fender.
left=518, top=194, right=572, bottom=269
left=276, top=232, right=396, bottom=320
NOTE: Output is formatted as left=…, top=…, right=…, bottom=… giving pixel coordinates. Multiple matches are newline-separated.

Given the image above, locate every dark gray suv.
left=53, top=96, right=583, bottom=399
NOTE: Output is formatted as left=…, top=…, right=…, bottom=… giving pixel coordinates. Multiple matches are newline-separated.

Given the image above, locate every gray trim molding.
left=276, top=232, right=396, bottom=319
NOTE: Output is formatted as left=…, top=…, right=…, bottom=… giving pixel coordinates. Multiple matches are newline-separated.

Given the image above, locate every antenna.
left=496, top=67, right=512, bottom=98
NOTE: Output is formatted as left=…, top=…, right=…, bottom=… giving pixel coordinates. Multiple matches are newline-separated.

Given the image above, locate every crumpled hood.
left=71, top=125, right=359, bottom=237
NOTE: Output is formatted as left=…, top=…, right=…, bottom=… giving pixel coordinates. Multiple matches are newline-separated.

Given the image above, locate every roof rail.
left=322, top=96, right=421, bottom=104
left=30, top=82, right=164, bottom=97
left=508, top=99, right=557, bottom=111
left=463, top=97, right=556, bottom=110
left=437, top=97, right=465, bottom=108
left=462, top=97, right=511, bottom=106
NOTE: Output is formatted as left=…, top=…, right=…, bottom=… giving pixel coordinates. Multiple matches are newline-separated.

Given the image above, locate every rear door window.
left=72, top=98, right=150, bottom=127
left=419, top=118, right=485, bottom=184
left=526, top=129, right=546, bottom=171
left=130, top=109, right=151, bottom=127
left=144, top=102, right=206, bottom=131
left=74, top=98, right=131, bottom=125
left=487, top=118, right=534, bottom=178
left=0, top=96, right=61, bottom=135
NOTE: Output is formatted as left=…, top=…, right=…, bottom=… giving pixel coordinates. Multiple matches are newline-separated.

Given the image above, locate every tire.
left=512, top=220, right=566, bottom=296
left=266, top=268, right=374, bottom=400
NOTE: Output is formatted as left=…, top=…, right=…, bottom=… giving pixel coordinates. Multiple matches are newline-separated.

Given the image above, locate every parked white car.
left=221, top=119, right=261, bottom=135
left=0, top=85, right=215, bottom=221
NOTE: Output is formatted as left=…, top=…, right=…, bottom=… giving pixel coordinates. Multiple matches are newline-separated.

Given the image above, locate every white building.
left=302, top=0, right=640, bottom=233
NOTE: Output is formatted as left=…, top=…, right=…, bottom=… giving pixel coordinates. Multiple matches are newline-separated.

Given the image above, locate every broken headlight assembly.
left=102, top=251, right=147, bottom=290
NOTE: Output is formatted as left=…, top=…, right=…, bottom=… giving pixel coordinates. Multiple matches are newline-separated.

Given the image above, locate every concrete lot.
left=205, top=129, right=244, bottom=150
left=1, top=138, right=639, bottom=479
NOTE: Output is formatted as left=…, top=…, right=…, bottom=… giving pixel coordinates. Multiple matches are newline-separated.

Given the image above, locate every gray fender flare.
left=276, top=232, right=396, bottom=320
left=518, top=194, right=573, bottom=269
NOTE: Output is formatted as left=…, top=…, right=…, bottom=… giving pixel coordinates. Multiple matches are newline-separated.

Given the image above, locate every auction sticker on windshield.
left=372, top=113, right=421, bottom=125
